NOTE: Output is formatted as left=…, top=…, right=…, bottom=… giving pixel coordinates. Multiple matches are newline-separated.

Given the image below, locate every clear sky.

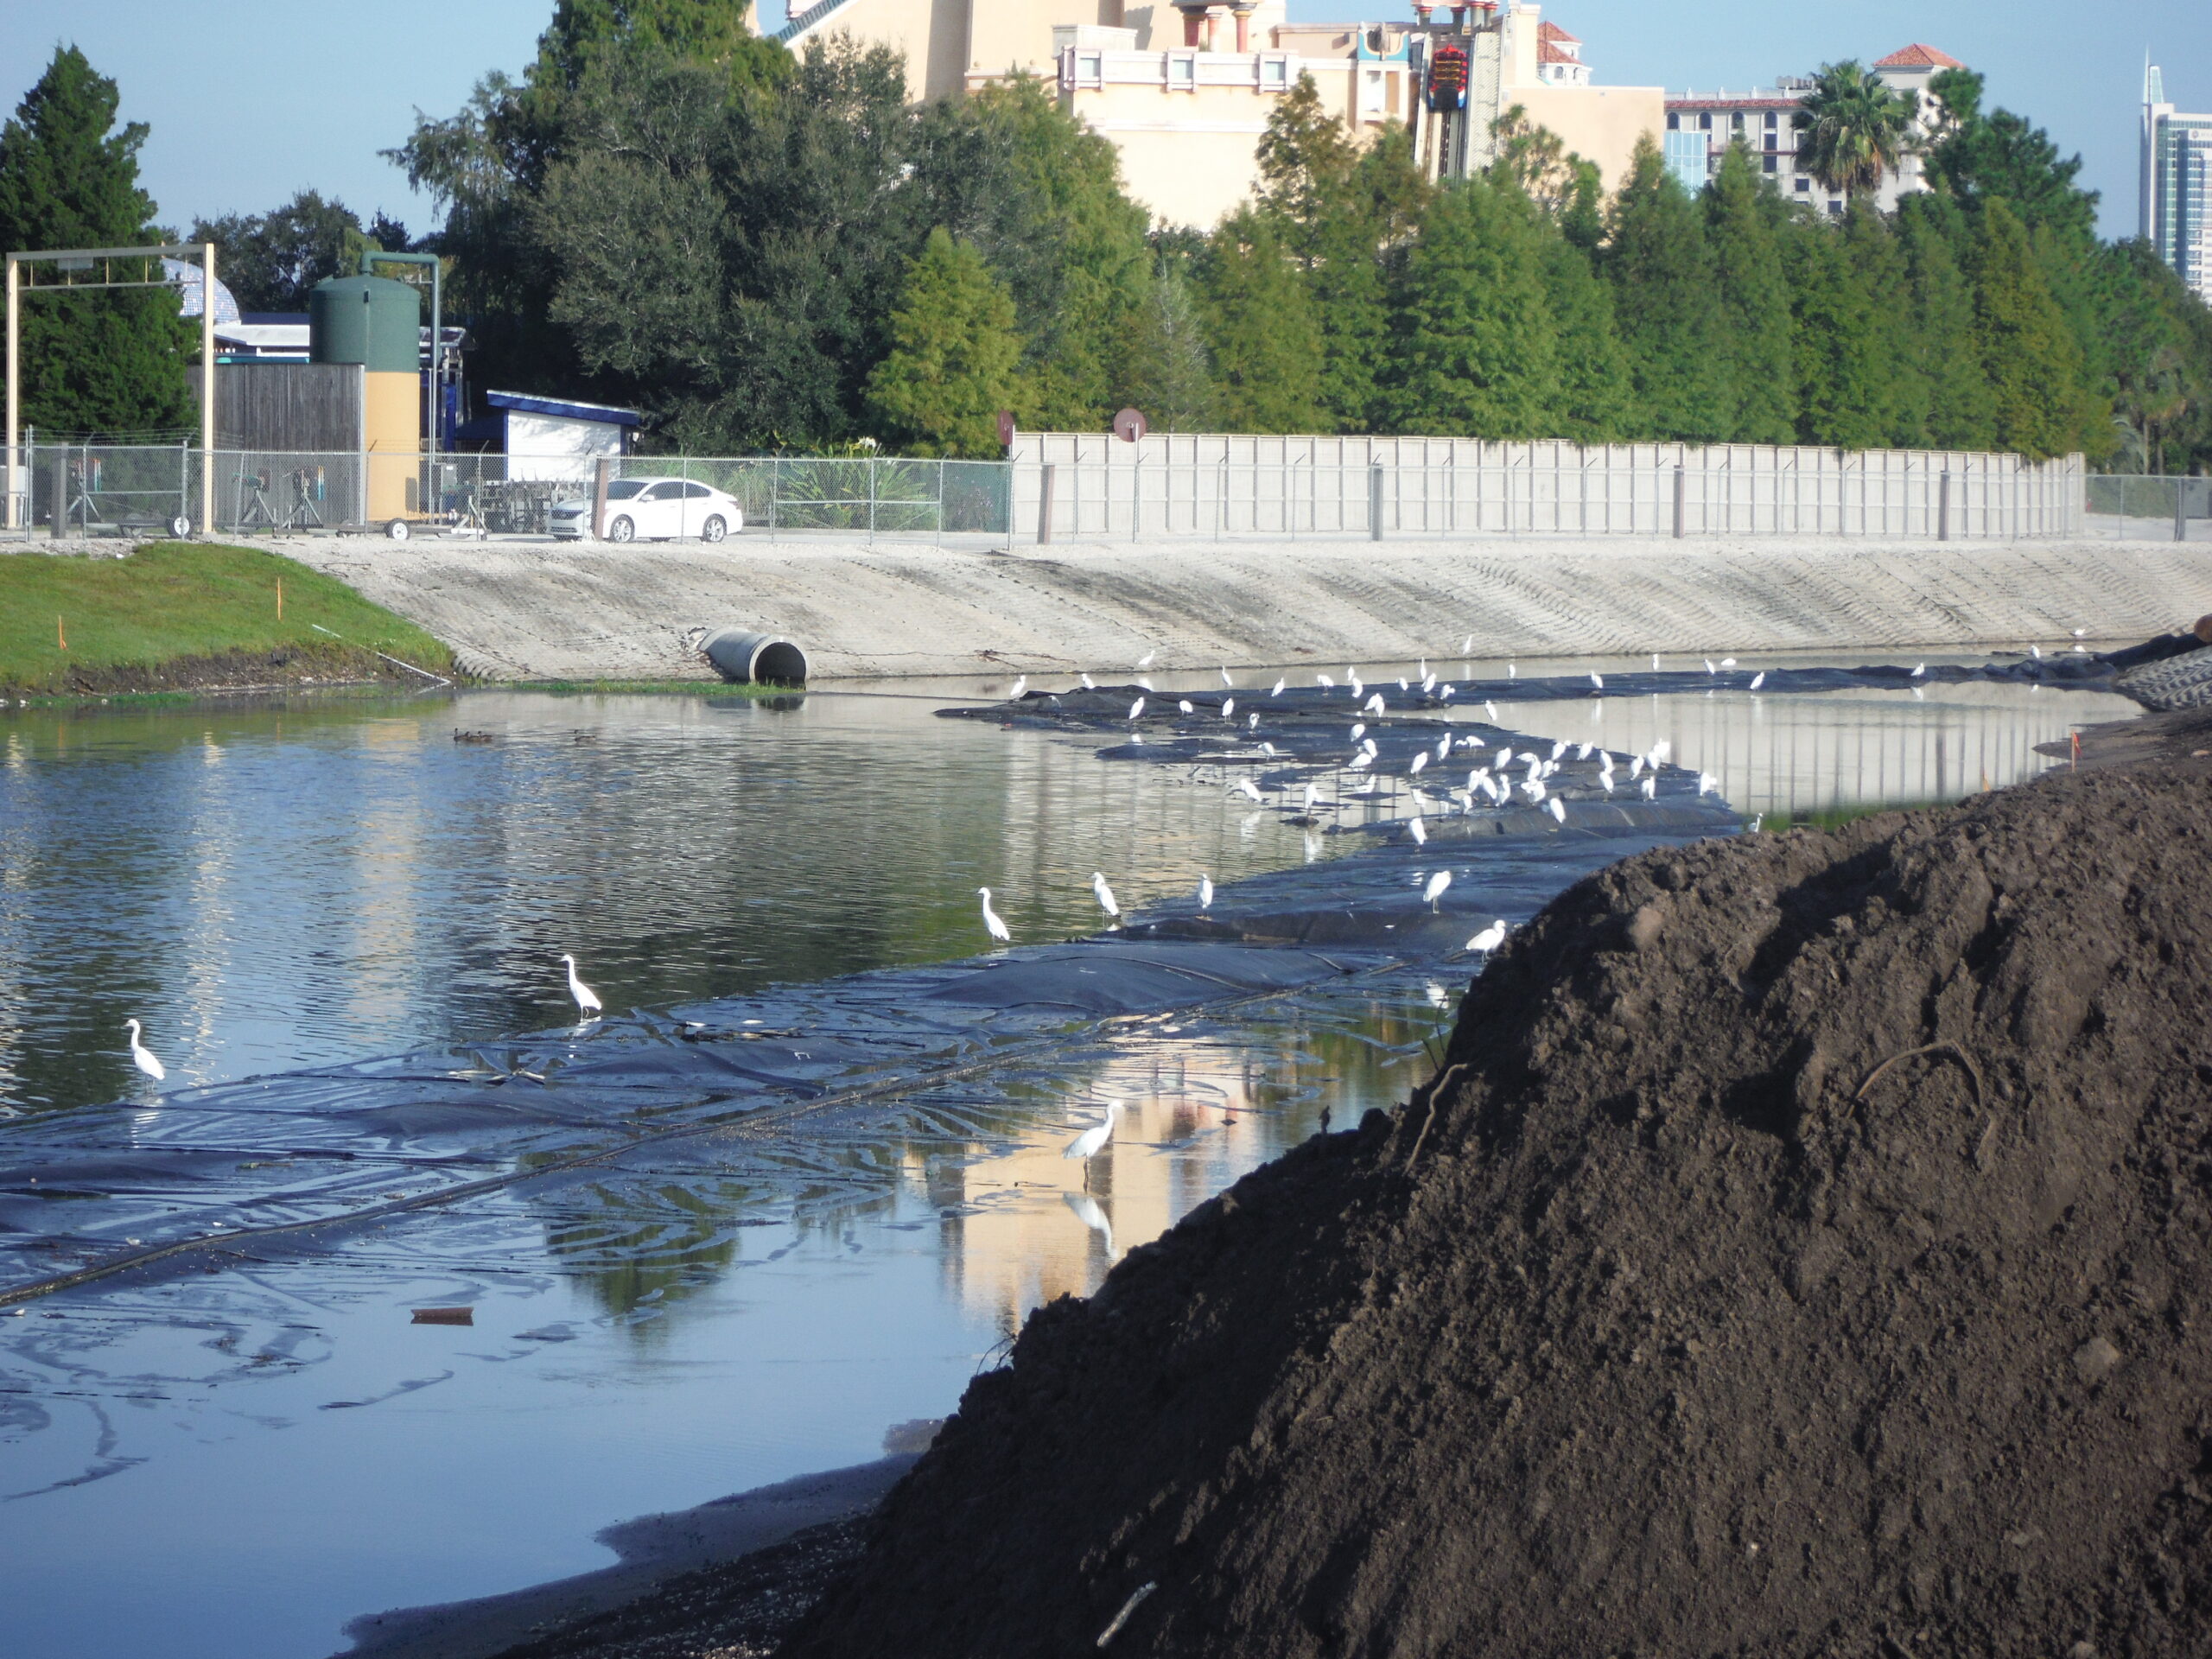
left=2, top=2, right=2206, bottom=244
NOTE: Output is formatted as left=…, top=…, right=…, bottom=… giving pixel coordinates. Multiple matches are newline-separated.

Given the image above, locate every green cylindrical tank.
left=308, top=275, right=420, bottom=372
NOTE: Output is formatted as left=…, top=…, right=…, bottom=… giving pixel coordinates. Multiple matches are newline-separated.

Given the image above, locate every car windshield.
left=605, top=480, right=649, bottom=499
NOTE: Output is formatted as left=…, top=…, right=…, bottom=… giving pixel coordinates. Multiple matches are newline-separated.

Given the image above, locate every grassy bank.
left=0, top=542, right=452, bottom=696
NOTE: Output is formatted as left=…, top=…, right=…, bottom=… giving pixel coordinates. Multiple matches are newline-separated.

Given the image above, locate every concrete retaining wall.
left=266, top=534, right=2212, bottom=683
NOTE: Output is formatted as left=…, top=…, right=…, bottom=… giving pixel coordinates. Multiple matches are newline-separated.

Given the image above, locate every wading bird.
left=1220, top=668, right=1234, bottom=687
left=1081, top=673, right=1095, bottom=690
left=1749, top=671, right=1765, bottom=690
left=1128, top=697, right=1145, bottom=721
left=1408, top=817, right=1427, bottom=845
left=124, top=1019, right=165, bottom=1081
left=562, top=955, right=602, bottom=1018
left=1010, top=676, right=1027, bottom=699
left=1590, top=671, right=1605, bottom=690
left=1467, top=919, right=1508, bottom=955
left=1271, top=678, right=1285, bottom=696
left=1236, top=778, right=1265, bottom=803
left=1423, top=869, right=1452, bottom=911
left=1064, top=1100, right=1123, bottom=1187
left=1091, top=873, right=1120, bottom=918
left=1198, top=874, right=1214, bottom=911
left=977, top=887, right=1011, bottom=942
left=1137, top=652, right=1155, bottom=669
left=1548, top=797, right=1567, bottom=823
left=1222, top=698, right=1235, bottom=719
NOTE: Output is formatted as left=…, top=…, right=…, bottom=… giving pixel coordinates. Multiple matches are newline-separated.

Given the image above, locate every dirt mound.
left=780, top=762, right=2212, bottom=1658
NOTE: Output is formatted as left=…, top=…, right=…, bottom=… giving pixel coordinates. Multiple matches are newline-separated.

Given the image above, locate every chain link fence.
left=2083, top=474, right=2212, bottom=541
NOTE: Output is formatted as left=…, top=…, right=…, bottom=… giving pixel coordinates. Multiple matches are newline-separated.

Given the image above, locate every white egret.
left=1749, top=671, right=1765, bottom=690
left=1651, top=654, right=1660, bottom=670
left=1092, top=873, right=1120, bottom=918
left=1910, top=663, right=1925, bottom=677
left=1439, top=685, right=1455, bottom=700
left=1128, top=697, right=1145, bottom=721
left=124, top=1019, right=165, bottom=1081
left=1137, top=651, right=1155, bottom=668
left=1398, top=678, right=1409, bottom=692
left=1419, top=658, right=1428, bottom=677
left=1704, top=658, right=1716, bottom=675
left=977, top=887, right=1012, bottom=943
left=1549, top=740, right=1567, bottom=760
left=1349, top=675, right=1363, bottom=698
left=1547, top=797, right=1567, bottom=823
left=1640, top=775, right=1657, bottom=799
left=1576, top=742, right=1592, bottom=760
left=1063, top=1101, right=1123, bottom=1185
left=1590, top=671, right=1605, bottom=690
left=1081, top=673, right=1096, bottom=690
left=1178, top=699, right=1194, bottom=714
left=1720, top=658, right=1737, bottom=668
left=2031, top=645, right=2042, bottom=658
left=1236, top=778, right=1265, bottom=803
left=1484, top=700, right=1498, bottom=721
left=1351, top=721, right=1366, bottom=740
left=1317, top=674, right=1336, bottom=688
left=1198, top=874, right=1214, bottom=910
left=562, top=954, right=603, bottom=1017
left=1467, top=919, right=1509, bottom=954
left=1249, top=712, right=1261, bottom=730
left=1423, top=869, right=1452, bottom=910
left=1010, top=676, right=1027, bottom=699
left=1698, top=772, right=1717, bottom=795
left=1408, top=816, right=1427, bottom=845
left=1222, top=698, right=1235, bottom=719
left=1749, top=813, right=1764, bottom=832
left=1220, top=668, right=1234, bottom=687
left=1599, top=772, right=1615, bottom=793
left=1460, top=634, right=1473, bottom=653
left=1348, top=752, right=1373, bottom=770
left=1303, top=783, right=1319, bottom=812
left=1364, top=692, right=1385, bottom=716
left=1630, top=755, right=1646, bottom=779
left=1363, top=737, right=1379, bottom=756
left=1271, top=677, right=1286, bottom=696
left=1409, top=753, right=1428, bottom=774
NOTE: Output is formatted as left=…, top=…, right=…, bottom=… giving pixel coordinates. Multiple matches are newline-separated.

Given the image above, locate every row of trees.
left=4, top=9, right=2209, bottom=469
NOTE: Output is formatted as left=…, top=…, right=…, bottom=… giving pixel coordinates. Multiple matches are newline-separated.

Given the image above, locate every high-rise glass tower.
left=2142, top=62, right=2212, bottom=303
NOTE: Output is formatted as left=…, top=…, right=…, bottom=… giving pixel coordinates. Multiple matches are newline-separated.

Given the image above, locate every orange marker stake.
left=58, top=616, right=66, bottom=651
left=276, top=577, right=283, bottom=620
left=2070, top=730, right=2080, bottom=769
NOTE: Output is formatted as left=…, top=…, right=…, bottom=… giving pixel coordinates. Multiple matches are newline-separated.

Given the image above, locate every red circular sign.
left=1113, top=407, right=1148, bottom=443
left=995, top=410, right=1018, bottom=449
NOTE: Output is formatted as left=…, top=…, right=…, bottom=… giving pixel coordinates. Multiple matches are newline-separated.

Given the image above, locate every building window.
left=1795, top=177, right=1811, bottom=192
left=1166, top=52, right=1196, bottom=90
left=1698, top=111, right=1712, bottom=130
left=1667, top=111, right=1680, bottom=130
left=1764, top=111, right=1777, bottom=129
left=1360, top=67, right=1385, bottom=116
left=1731, top=111, right=1745, bottom=130
left=1827, top=200, right=1843, bottom=216
left=1762, top=155, right=1777, bottom=174
left=1073, top=51, right=1103, bottom=88
left=1257, top=54, right=1289, bottom=90
left=1764, top=130, right=1777, bottom=150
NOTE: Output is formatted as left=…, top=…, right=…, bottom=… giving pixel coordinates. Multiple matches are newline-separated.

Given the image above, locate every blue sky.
left=2, top=2, right=2205, bottom=242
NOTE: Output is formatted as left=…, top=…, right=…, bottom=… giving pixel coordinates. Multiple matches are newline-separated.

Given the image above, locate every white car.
left=550, top=477, right=744, bottom=543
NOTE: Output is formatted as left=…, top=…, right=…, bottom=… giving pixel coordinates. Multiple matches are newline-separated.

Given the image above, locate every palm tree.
left=1793, top=60, right=1917, bottom=197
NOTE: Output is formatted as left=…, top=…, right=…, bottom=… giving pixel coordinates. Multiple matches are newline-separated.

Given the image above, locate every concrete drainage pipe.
left=701, top=627, right=807, bottom=686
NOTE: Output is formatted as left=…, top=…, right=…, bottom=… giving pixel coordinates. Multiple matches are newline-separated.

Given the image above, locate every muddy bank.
left=777, top=758, right=2212, bottom=1656
left=0, top=640, right=446, bottom=699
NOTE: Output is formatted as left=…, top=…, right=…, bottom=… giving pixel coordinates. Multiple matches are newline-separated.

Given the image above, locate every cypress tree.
left=1786, top=213, right=1889, bottom=451
left=1601, top=137, right=1731, bottom=442
left=1116, top=257, right=1216, bottom=432
left=1537, top=226, right=1635, bottom=442
left=1700, top=145, right=1796, bottom=444
left=1896, top=194, right=1996, bottom=451
left=1386, top=179, right=1559, bottom=437
left=1841, top=200, right=1927, bottom=446
left=1305, top=126, right=1430, bottom=434
left=1965, top=199, right=2092, bottom=460
left=1198, top=210, right=1325, bottom=434
left=865, top=227, right=1027, bottom=457
left=0, top=47, right=193, bottom=437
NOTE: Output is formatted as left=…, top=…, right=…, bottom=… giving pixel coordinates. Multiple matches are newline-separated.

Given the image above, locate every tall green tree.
left=532, top=0, right=788, bottom=95
left=866, top=227, right=1027, bottom=456
left=0, top=46, right=191, bottom=437
left=1786, top=213, right=1889, bottom=450
left=1923, top=68, right=2097, bottom=242
left=1536, top=232, right=1636, bottom=442
left=1602, top=137, right=1730, bottom=442
left=1386, top=179, right=1558, bottom=437
left=1967, top=199, right=2094, bottom=461
left=906, top=76, right=1152, bottom=430
left=189, top=190, right=375, bottom=314
left=1793, top=60, right=1917, bottom=198
left=1198, top=210, right=1325, bottom=434
left=1116, top=255, right=1215, bottom=431
left=1701, top=144, right=1796, bottom=443
left=1840, top=200, right=1927, bottom=446
left=1895, top=194, right=1996, bottom=451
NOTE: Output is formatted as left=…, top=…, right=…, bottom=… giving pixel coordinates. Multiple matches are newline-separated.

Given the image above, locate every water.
left=0, top=664, right=2135, bottom=1658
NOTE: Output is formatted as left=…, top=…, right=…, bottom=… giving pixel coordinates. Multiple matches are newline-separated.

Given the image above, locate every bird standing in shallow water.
left=1423, top=869, right=1452, bottom=911
left=1065, top=1101, right=1123, bottom=1189
left=1467, top=919, right=1508, bottom=955
left=562, top=955, right=602, bottom=1018
left=1198, top=874, right=1214, bottom=911
left=977, top=887, right=1011, bottom=943
left=1092, top=873, right=1120, bottom=918
left=124, top=1020, right=165, bottom=1081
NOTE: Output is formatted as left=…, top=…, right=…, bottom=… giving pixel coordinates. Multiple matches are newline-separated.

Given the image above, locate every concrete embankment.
left=269, top=533, right=2212, bottom=682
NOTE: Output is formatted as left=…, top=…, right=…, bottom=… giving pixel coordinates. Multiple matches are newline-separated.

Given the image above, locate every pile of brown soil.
left=781, top=760, right=2212, bottom=1658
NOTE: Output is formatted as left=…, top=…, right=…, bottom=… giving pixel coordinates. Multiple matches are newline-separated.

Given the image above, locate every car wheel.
left=385, top=518, right=410, bottom=542
left=701, top=515, right=728, bottom=543
left=607, top=515, right=635, bottom=543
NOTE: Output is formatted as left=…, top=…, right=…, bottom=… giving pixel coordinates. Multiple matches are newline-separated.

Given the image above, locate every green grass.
left=0, top=542, right=452, bottom=693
